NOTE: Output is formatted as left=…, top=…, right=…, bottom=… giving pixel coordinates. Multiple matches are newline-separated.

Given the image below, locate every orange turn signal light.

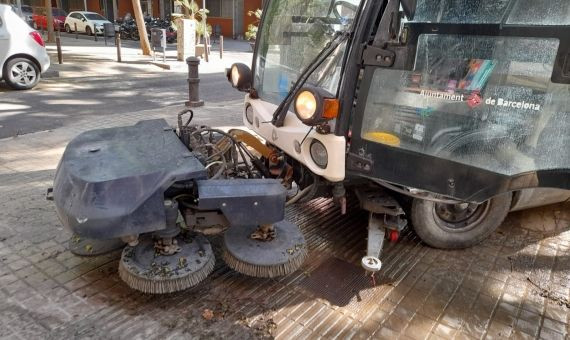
left=323, top=98, right=340, bottom=119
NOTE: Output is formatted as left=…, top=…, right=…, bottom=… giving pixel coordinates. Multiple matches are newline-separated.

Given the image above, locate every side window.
left=360, top=34, right=570, bottom=176
left=507, top=0, right=570, bottom=26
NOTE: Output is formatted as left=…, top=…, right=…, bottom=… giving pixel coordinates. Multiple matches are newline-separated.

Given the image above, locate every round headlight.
left=310, top=140, right=328, bottom=169
left=231, top=66, right=240, bottom=87
left=295, top=91, right=317, bottom=121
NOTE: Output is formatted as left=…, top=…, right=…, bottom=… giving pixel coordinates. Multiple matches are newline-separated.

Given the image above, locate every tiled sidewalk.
left=0, top=103, right=568, bottom=339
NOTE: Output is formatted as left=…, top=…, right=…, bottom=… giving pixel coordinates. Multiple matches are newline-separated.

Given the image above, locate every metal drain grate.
left=299, top=256, right=392, bottom=318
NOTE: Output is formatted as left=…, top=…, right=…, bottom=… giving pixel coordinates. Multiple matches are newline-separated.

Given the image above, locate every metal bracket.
left=347, top=152, right=374, bottom=173
left=362, top=45, right=396, bottom=67
left=354, top=187, right=408, bottom=232
left=46, top=187, right=54, bottom=201
left=361, top=213, right=385, bottom=272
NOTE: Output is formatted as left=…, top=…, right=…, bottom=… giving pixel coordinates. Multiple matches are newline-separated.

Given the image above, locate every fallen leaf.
left=202, top=308, right=214, bottom=320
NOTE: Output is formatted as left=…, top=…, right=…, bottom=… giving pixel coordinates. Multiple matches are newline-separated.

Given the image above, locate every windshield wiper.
left=272, top=31, right=350, bottom=127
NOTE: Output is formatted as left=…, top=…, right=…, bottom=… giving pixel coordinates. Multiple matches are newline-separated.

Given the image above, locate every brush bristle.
left=118, top=255, right=215, bottom=294
left=222, top=246, right=307, bottom=278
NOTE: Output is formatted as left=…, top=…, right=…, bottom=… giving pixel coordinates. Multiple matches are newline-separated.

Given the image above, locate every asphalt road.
left=0, top=69, right=241, bottom=139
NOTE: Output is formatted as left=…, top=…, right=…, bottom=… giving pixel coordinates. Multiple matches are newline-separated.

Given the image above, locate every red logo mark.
left=467, top=92, right=482, bottom=108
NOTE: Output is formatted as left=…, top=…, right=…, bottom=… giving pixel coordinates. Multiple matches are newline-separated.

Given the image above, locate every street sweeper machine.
left=50, top=0, right=570, bottom=294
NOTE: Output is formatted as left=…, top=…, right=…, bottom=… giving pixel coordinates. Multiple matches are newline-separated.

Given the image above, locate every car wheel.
left=86, top=26, right=92, bottom=36
left=411, top=193, right=512, bottom=249
left=65, top=24, right=71, bottom=33
left=4, top=58, right=41, bottom=90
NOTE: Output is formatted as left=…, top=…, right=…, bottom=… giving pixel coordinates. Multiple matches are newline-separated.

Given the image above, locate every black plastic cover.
left=197, top=179, right=286, bottom=226
left=53, top=119, right=207, bottom=239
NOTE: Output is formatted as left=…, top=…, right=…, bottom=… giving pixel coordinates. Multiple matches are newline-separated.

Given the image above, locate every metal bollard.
left=56, top=31, right=63, bottom=64
left=94, top=27, right=98, bottom=42
left=185, top=57, right=204, bottom=107
left=204, top=35, right=209, bottom=63
left=115, top=33, right=122, bottom=62
left=74, top=23, right=78, bottom=39
left=219, top=36, right=223, bottom=59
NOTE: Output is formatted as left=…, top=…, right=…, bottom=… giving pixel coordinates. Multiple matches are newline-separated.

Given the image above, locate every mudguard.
left=53, top=119, right=207, bottom=239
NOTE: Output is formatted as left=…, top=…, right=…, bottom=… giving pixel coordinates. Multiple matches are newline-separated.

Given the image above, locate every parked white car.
left=64, top=11, right=112, bottom=36
left=0, top=4, right=50, bottom=90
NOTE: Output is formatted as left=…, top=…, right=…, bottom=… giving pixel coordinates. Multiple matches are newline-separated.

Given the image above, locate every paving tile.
left=485, top=320, right=513, bottom=339
left=430, top=322, right=458, bottom=339
left=402, top=314, right=436, bottom=340
left=539, top=327, right=565, bottom=340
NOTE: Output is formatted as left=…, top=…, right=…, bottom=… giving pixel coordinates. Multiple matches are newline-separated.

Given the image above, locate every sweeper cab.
left=51, top=0, right=570, bottom=294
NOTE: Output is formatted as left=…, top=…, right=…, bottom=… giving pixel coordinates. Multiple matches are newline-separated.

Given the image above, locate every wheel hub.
left=434, top=201, right=489, bottom=231
left=10, top=62, right=36, bottom=86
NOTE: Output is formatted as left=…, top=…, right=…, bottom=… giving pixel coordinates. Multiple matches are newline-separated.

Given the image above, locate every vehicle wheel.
left=411, top=193, right=512, bottom=249
left=65, top=24, right=71, bottom=33
left=3, top=58, right=41, bottom=90
left=86, top=26, right=92, bottom=36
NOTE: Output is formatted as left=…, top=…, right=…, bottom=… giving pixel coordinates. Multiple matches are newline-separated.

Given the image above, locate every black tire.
left=65, top=24, right=71, bottom=33
left=86, top=26, right=92, bottom=36
left=411, top=193, right=512, bottom=249
left=3, top=57, right=41, bottom=90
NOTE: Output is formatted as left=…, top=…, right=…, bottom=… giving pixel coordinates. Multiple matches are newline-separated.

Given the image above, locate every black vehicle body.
left=233, top=0, right=569, bottom=250
left=247, top=0, right=570, bottom=203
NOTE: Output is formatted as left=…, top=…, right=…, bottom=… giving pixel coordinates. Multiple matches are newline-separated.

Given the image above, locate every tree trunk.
left=45, top=0, right=55, bottom=43
left=132, top=0, right=151, bottom=56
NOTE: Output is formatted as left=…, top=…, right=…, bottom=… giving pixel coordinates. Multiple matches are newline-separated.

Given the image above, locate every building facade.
left=6, top=0, right=263, bottom=39
left=174, top=0, right=263, bottom=39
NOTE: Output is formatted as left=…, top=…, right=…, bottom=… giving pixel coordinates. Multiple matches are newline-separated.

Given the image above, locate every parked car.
left=0, top=4, right=50, bottom=90
left=10, top=4, right=34, bottom=27
left=32, top=7, right=67, bottom=31
left=64, top=11, right=112, bottom=36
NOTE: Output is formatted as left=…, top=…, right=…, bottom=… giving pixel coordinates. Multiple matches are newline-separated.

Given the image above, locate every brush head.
left=222, top=220, right=307, bottom=278
left=118, top=233, right=215, bottom=294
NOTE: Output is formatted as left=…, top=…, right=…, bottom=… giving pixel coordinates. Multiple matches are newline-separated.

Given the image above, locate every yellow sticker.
left=363, top=132, right=401, bottom=147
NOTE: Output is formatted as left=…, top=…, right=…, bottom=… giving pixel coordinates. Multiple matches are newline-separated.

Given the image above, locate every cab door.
left=347, top=0, right=570, bottom=203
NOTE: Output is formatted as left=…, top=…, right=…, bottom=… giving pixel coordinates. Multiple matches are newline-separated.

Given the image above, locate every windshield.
left=85, top=13, right=107, bottom=21
left=253, top=0, right=361, bottom=106
left=358, top=0, right=570, bottom=182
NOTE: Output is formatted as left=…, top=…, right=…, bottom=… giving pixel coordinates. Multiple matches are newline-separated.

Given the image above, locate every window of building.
left=207, top=0, right=232, bottom=18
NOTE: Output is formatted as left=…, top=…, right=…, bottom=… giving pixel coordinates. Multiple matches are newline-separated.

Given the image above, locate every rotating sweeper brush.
left=50, top=115, right=307, bottom=294
left=222, top=221, right=307, bottom=278
left=118, top=233, right=215, bottom=294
